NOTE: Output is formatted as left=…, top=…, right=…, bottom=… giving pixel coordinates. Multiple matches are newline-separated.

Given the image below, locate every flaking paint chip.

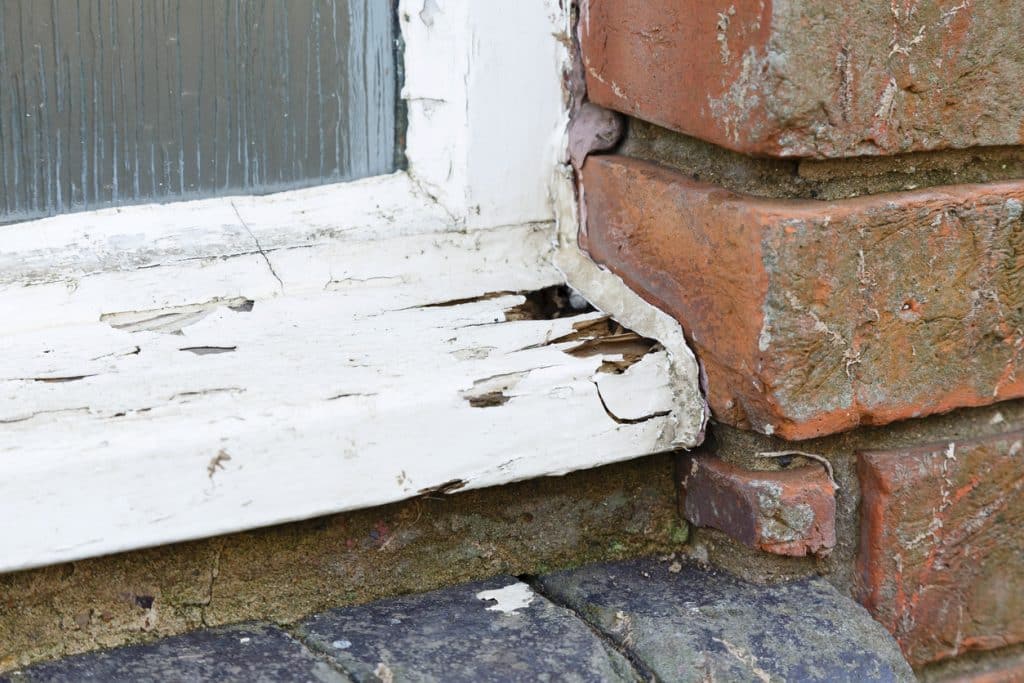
left=476, top=583, right=535, bottom=614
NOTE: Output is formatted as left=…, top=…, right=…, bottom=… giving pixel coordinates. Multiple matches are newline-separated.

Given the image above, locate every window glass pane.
left=0, top=0, right=398, bottom=224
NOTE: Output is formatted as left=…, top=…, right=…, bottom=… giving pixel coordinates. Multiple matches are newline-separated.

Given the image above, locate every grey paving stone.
left=297, top=576, right=640, bottom=683
left=536, top=558, right=915, bottom=683
left=4, top=623, right=347, bottom=683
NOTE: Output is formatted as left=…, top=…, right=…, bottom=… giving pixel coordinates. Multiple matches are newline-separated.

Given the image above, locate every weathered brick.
left=582, top=155, right=1024, bottom=440
left=580, top=0, right=1024, bottom=158
left=679, top=454, right=835, bottom=557
left=856, top=431, right=1024, bottom=667
left=931, top=654, right=1024, bottom=683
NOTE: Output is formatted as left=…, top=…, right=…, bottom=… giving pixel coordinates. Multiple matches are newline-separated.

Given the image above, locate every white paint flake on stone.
left=477, top=583, right=536, bottom=614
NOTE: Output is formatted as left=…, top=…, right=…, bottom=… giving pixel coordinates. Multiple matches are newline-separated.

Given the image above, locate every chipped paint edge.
left=549, top=4, right=708, bottom=449
left=476, top=583, right=536, bottom=613
left=553, top=168, right=707, bottom=449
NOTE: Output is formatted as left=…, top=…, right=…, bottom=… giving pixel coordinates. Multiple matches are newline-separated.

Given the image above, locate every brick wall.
left=575, top=1, right=1024, bottom=677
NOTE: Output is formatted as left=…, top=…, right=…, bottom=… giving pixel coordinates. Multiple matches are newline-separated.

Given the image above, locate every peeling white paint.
left=0, top=0, right=709, bottom=572
left=554, top=222, right=706, bottom=444
left=476, top=583, right=535, bottom=614
left=0, top=221, right=692, bottom=572
left=594, top=352, right=674, bottom=422
left=551, top=165, right=706, bottom=448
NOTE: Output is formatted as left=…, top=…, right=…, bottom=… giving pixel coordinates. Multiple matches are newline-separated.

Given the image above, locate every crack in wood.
left=592, top=379, right=671, bottom=425
left=326, top=392, right=378, bottom=401
left=460, top=370, right=535, bottom=408
left=170, top=388, right=246, bottom=401
left=417, top=479, right=467, bottom=496
left=232, top=202, right=284, bottom=292
left=521, top=315, right=663, bottom=374
left=22, top=375, right=95, bottom=383
left=179, top=346, right=238, bottom=355
left=405, top=285, right=594, bottom=322
left=1, top=407, right=92, bottom=424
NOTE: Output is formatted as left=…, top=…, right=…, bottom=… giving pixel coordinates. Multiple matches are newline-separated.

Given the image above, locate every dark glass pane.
left=0, top=0, right=397, bottom=223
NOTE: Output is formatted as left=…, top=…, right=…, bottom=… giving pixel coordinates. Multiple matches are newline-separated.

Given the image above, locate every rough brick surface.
left=928, top=653, right=1024, bottom=683
left=580, top=0, right=1024, bottom=158
left=856, top=430, right=1024, bottom=667
left=582, top=155, right=1024, bottom=440
left=680, top=454, right=835, bottom=557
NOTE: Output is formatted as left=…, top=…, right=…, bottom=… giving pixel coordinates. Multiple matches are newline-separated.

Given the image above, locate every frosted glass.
left=0, top=0, right=398, bottom=223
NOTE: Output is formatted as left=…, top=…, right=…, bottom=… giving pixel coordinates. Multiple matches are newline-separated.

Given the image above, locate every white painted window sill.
left=0, top=1, right=704, bottom=572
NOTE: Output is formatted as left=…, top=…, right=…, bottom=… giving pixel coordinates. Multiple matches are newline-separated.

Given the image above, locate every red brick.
left=679, top=454, right=835, bottom=557
left=937, top=655, right=1024, bottom=683
left=580, top=0, right=1024, bottom=158
left=856, top=431, right=1024, bottom=667
left=582, top=155, right=1024, bottom=440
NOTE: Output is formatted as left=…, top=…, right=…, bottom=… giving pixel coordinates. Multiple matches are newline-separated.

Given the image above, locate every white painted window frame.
left=1, top=0, right=567, bottom=280
left=0, top=0, right=704, bottom=573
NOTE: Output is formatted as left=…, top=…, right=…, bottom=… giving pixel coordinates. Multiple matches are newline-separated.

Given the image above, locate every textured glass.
left=0, top=0, right=397, bottom=223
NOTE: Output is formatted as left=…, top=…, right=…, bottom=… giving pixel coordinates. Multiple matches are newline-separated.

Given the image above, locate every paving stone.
left=3, top=623, right=345, bottom=683
left=536, top=558, right=914, bottom=682
left=297, top=576, right=639, bottom=683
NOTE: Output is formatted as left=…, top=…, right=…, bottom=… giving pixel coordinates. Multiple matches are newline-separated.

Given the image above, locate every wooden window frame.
left=0, top=0, right=704, bottom=572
